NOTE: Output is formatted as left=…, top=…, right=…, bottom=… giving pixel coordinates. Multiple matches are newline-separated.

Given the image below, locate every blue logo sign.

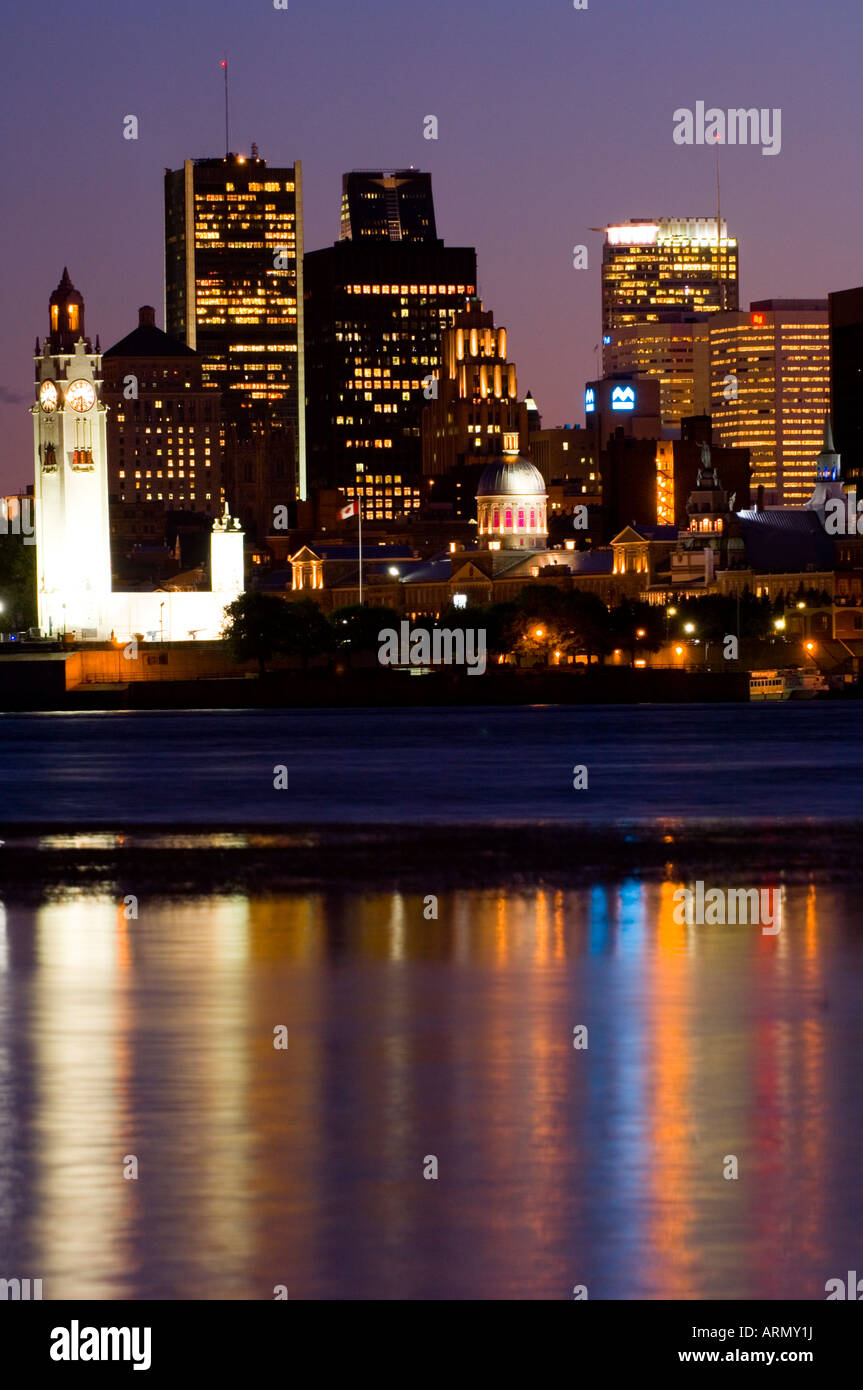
left=611, top=385, right=636, bottom=412
left=603, top=335, right=611, bottom=345
left=585, top=388, right=595, bottom=413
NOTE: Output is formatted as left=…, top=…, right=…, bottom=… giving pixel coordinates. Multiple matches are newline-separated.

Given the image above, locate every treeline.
left=224, top=584, right=825, bottom=673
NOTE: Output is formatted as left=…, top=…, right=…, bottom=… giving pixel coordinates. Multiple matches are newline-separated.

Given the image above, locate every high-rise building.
left=600, top=219, right=738, bottom=428
left=601, top=219, right=739, bottom=336
left=422, top=299, right=528, bottom=477
left=583, top=374, right=662, bottom=448
left=304, top=171, right=476, bottom=521
left=709, top=300, right=830, bottom=505
left=602, top=313, right=711, bottom=429
left=164, top=151, right=306, bottom=493
left=340, top=170, right=436, bottom=243
left=828, top=286, right=863, bottom=488
left=102, top=306, right=221, bottom=514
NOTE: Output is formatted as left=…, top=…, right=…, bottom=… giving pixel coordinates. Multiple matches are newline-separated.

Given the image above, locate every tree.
left=0, top=535, right=37, bottom=632
left=280, top=599, right=334, bottom=669
left=223, top=591, right=292, bottom=675
left=329, top=604, right=399, bottom=664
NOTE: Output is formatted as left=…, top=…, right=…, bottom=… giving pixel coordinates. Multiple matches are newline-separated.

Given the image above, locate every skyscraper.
left=164, top=151, right=305, bottom=495
left=600, top=219, right=738, bottom=428
left=602, top=313, right=711, bottom=430
left=601, top=219, right=739, bottom=334
left=102, top=306, right=221, bottom=514
left=340, top=170, right=436, bottom=243
left=709, top=300, right=830, bottom=505
left=421, top=298, right=528, bottom=477
left=828, top=286, right=863, bottom=488
left=304, top=171, right=476, bottom=521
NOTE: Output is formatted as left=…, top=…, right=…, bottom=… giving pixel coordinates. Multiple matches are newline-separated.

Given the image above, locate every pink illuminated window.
left=529, top=509, right=536, bottom=529
left=493, top=507, right=500, bottom=529
left=517, top=508, right=525, bottom=529
left=505, top=508, right=513, bottom=528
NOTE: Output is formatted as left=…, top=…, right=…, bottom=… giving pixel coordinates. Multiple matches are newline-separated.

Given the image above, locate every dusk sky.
left=1, top=0, right=860, bottom=493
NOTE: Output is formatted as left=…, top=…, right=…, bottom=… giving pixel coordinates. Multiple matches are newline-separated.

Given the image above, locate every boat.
left=749, top=668, right=828, bottom=701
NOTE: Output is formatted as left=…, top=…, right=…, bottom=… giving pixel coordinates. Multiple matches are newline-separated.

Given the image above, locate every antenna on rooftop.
left=221, top=57, right=230, bottom=156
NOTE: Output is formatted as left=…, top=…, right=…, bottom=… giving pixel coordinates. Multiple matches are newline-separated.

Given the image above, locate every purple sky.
left=2, top=0, right=861, bottom=493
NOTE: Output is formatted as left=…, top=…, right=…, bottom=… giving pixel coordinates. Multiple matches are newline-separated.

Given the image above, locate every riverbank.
left=2, top=819, right=863, bottom=900
left=0, top=662, right=782, bottom=710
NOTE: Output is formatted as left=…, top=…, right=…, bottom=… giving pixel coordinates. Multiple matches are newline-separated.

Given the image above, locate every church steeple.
left=48, top=268, right=87, bottom=353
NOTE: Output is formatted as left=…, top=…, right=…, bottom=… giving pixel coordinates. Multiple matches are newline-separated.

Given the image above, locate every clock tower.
left=33, top=269, right=111, bottom=636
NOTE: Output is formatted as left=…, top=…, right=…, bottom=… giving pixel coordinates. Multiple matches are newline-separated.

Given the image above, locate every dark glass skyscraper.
left=304, top=172, right=476, bottom=521
left=829, top=286, right=863, bottom=488
left=339, top=170, right=436, bottom=243
left=164, top=152, right=306, bottom=496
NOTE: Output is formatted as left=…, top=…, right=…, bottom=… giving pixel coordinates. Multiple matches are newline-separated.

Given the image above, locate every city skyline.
left=2, top=0, right=860, bottom=496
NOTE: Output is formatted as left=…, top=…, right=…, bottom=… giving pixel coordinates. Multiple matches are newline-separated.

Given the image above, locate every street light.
left=774, top=617, right=786, bottom=632
left=684, top=622, right=695, bottom=634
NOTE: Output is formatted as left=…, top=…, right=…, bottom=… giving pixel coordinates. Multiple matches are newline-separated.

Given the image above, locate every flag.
left=339, top=501, right=358, bottom=520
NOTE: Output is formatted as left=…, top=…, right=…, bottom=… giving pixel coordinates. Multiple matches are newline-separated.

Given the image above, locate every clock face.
left=40, top=380, right=58, bottom=413
left=66, top=379, right=96, bottom=413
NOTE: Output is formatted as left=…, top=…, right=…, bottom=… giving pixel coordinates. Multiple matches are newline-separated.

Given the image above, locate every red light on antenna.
left=221, top=60, right=227, bottom=68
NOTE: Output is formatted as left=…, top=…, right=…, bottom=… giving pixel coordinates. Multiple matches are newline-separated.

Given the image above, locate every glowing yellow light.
left=668, top=606, right=677, bottom=616
left=805, top=641, right=815, bottom=651
left=675, top=645, right=684, bottom=655
left=636, top=628, right=646, bottom=638
left=535, top=628, right=544, bottom=639
left=774, top=618, right=786, bottom=631
left=684, top=622, right=695, bottom=634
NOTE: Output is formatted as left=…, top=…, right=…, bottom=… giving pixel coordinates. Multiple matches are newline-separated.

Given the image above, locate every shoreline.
left=2, top=819, right=862, bottom=898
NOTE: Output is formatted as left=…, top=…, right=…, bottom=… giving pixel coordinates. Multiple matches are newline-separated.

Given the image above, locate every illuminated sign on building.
left=605, top=224, right=660, bottom=247
left=585, top=387, right=596, bottom=412
left=751, top=312, right=766, bottom=326
left=611, top=385, right=636, bottom=411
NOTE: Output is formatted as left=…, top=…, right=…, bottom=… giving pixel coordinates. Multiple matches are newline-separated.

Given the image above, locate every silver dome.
left=476, top=455, right=546, bottom=498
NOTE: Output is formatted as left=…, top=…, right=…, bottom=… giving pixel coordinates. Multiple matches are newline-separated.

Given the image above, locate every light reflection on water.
left=0, top=880, right=860, bottom=1300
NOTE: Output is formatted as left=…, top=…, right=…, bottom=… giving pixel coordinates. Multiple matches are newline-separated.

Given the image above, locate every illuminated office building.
left=601, top=219, right=739, bottom=336
left=709, top=300, right=830, bottom=505
left=602, top=313, right=710, bottom=429
left=600, top=220, right=737, bottom=428
left=304, top=172, right=476, bottom=521
left=164, top=151, right=306, bottom=494
left=422, top=299, right=528, bottom=477
left=102, top=306, right=220, bottom=513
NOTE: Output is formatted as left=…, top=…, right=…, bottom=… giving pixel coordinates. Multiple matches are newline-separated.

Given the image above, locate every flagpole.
left=357, top=464, right=363, bottom=605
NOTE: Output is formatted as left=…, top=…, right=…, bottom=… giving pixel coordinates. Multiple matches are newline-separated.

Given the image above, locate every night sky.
left=1, top=0, right=859, bottom=493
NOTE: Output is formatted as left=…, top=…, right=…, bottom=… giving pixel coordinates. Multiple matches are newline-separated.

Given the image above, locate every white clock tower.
left=33, top=269, right=111, bottom=636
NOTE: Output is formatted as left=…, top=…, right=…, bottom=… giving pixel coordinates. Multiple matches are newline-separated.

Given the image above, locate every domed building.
left=476, top=433, right=548, bottom=549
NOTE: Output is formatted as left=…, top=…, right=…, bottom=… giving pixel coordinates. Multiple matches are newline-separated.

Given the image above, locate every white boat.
left=749, top=668, right=828, bottom=701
